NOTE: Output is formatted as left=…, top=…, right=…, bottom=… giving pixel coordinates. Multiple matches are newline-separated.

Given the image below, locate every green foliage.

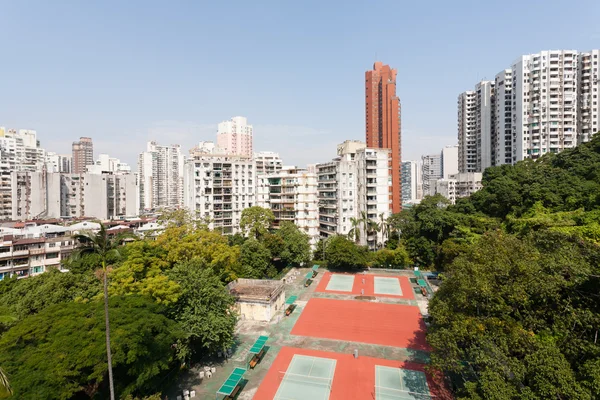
left=240, top=206, right=274, bottom=240
left=168, top=260, right=237, bottom=360
left=0, top=296, right=180, bottom=399
left=370, top=245, right=411, bottom=269
left=325, top=235, right=368, bottom=270
left=240, top=239, right=274, bottom=278
left=276, top=221, right=311, bottom=267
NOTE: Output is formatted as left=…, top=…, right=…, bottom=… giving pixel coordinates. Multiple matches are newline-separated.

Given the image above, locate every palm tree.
left=367, top=220, right=380, bottom=250
left=348, top=217, right=361, bottom=244
left=0, top=367, right=12, bottom=395
left=378, top=213, right=389, bottom=248
left=74, top=224, right=127, bottom=400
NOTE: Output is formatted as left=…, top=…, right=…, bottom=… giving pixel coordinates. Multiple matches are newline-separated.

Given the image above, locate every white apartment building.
left=441, top=145, right=459, bottom=179
left=0, top=224, right=74, bottom=280
left=182, top=147, right=255, bottom=235
left=476, top=81, right=495, bottom=171
left=217, top=116, right=253, bottom=157
left=138, top=141, right=184, bottom=211
left=255, top=151, right=283, bottom=175
left=434, top=172, right=483, bottom=205
left=45, top=152, right=72, bottom=173
left=457, top=91, right=477, bottom=172
left=0, top=128, right=45, bottom=172
left=256, top=166, right=319, bottom=246
left=316, top=141, right=391, bottom=249
left=356, top=147, right=391, bottom=249
left=87, top=154, right=132, bottom=174
left=6, top=172, right=138, bottom=221
left=401, top=160, right=420, bottom=204
left=578, top=50, right=600, bottom=143
left=421, top=153, right=442, bottom=197
left=493, top=70, right=514, bottom=165
left=462, top=49, right=600, bottom=169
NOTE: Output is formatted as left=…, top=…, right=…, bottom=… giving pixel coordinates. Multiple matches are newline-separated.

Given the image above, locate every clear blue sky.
left=1, top=0, right=599, bottom=167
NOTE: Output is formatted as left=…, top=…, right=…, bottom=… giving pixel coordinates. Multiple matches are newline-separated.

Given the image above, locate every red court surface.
left=315, top=272, right=415, bottom=300
left=253, top=347, right=452, bottom=400
left=291, top=298, right=430, bottom=351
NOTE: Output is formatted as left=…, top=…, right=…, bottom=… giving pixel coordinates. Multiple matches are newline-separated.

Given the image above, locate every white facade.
left=0, top=128, right=45, bottom=172
left=433, top=172, right=483, bottom=205
left=45, top=152, right=72, bottom=173
left=578, top=50, right=600, bottom=143
left=493, top=69, right=514, bottom=165
left=217, top=116, right=253, bottom=158
left=5, top=172, right=138, bottom=221
left=138, top=141, right=184, bottom=211
left=257, top=167, right=319, bottom=246
left=421, top=153, right=442, bottom=197
left=401, top=160, right=420, bottom=204
left=182, top=152, right=255, bottom=235
left=87, top=154, right=131, bottom=174
left=441, top=145, right=459, bottom=179
left=255, top=151, right=283, bottom=175
left=457, top=91, right=477, bottom=172
left=462, top=49, right=600, bottom=168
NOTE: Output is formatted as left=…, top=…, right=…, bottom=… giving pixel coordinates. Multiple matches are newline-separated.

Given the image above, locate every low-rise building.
left=0, top=223, right=74, bottom=280
left=227, top=278, right=285, bottom=321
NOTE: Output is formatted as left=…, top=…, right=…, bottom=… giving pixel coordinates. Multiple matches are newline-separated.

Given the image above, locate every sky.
left=1, top=0, right=599, bottom=168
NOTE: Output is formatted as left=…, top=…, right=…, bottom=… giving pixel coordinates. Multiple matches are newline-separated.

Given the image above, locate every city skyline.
left=2, top=1, right=599, bottom=169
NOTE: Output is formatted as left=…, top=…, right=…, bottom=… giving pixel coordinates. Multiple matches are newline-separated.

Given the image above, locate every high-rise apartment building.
left=441, top=145, right=459, bottom=179
left=365, top=62, right=401, bottom=213
left=72, top=137, right=94, bottom=174
left=401, top=161, right=420, bottom=204
left=433, top=173, right=483, bottom=205
left=86, top=154, right=132, bottom=174
left=138, top=141, right=184, bottom=211
left=257, top=167, right=319, bottom=246
left=316, top=141, right=391, bottom=248
left=421, top=153, right=442, bottom=197
left=182, top=145, right=255, bottom=234
left=578, top=50, right=600, bottom=143
left=461, top=49, right=600, bottom=169
left=217, top=116, right=253, bottom=157
left=254, top=151, right=283, bottom=175
left=45, top=152, right=72, bottom=173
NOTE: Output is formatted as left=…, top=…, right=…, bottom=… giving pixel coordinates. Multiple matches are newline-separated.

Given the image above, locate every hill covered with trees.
left=397, top=135, right=600, bottom=399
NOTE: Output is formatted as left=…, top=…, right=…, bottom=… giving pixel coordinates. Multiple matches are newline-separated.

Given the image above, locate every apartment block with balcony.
left=578, top=50, right=600, bottom=143
left=183, top=152, right=255, bottom=235
left=0, top=224, right=74, bottom=280
left=254, top=151, right=283, bottom=176
left=256, top=166, right=319, bottom=246
left=138, top=141, right=184, bottom=211
left=458, top=91, right=477, bottom=172
left=493, top=69, right=514, bottom=165
left=432, top=172, right=483, bottom=205
left=356, top=147, right=391, bottom=249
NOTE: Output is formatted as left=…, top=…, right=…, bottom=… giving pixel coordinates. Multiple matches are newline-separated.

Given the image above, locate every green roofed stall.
left=417, top=278, right=427, bottom=287
left=305, top=272, right=313, bottom=280
left=312, top=265, right=319, bottom=271
left=414, top=270, right=422, bottom=278
left=285, top=295, right=297, bottom=305
left=249, top=335, right=269, bottom=355
left=216, top=367, right=245, bottom=399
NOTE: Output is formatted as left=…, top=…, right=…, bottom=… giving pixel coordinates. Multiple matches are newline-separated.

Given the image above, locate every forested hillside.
left=398, top=135, right=600, bottom=399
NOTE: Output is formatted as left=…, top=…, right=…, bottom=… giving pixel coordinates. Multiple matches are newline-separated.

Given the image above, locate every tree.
left=168, top=260, right=237, bottom=361
left=348, top=217, right=361, bottom=244
left=0, top=297, right=180, bottom=399
left=240, top=206, right=274, bottom=240
left=378, top=212, right=389, bottom=248
left=74, top=224, right=128, bottom=400
left=277, top=221, right=311, bottom=267
left=240, top=239, right=273, bottom=278
left=371, top=246, right=411, bottom=269
left=325, top=235, right=368, bottom=270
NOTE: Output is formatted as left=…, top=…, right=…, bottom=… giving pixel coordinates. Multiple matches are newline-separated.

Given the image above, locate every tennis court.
left=374, top=277, right=403, bottom=296
left=291, top=298, right=429, bottom=350
left=274, top=355, right=336, bottom=400
left=375, top=365, right=431, bottom=400
left=325, top=274, right=355, bottom=292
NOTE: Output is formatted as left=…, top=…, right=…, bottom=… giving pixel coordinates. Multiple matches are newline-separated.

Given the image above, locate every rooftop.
left=227, top=278, right=284, bottom=302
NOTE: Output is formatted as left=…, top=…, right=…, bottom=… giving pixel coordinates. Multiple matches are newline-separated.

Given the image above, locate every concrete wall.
left=237, top=288, right=285, bottom=321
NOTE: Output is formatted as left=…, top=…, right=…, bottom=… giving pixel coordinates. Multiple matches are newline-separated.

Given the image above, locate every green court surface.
left=375, top=366, right=430, bottom=400
left=216, top=367, right=245, bottom=398
left=326, top=274, right=355, bottom=292
left=374, top=277, right=403, bottom=295
left=274, top=355, right=336, bottom=400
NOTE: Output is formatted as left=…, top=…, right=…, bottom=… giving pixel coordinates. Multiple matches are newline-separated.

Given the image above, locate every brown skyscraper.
left=72, top=137, right=94, bottom=174
left=365, top=61, right=402, bottom=213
